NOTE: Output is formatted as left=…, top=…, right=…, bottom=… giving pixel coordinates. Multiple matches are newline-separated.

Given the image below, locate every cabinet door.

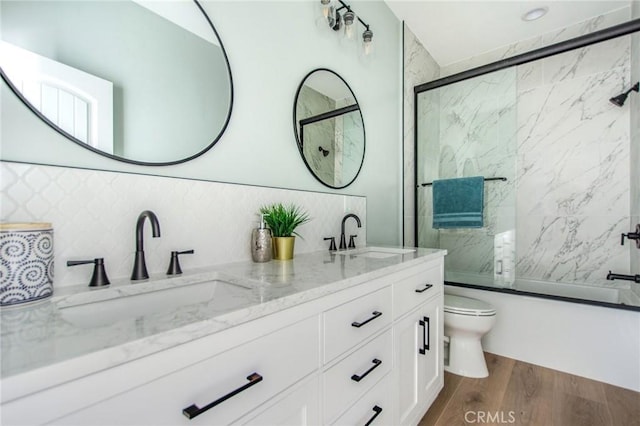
left=394, top=296, right=442, bottom=426
left=419, top=295, right=442, bottom=408
left=238, top=375, right=320, bottom=426
left=394, top=308, right=422, bottom=425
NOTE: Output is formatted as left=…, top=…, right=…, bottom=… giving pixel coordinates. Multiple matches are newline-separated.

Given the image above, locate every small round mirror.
left=293, top=69, right=365, bottom=189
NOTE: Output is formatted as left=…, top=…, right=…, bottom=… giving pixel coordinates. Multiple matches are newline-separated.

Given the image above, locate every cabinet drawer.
left=237, top=375, right=320, bottom=426
left=393, top=263, right=441, bottom=319
left=332, top=373, right=392, bottom=426
left=324, top=286, right=392, bottom=362
left=52, top=316, right=320, bottom=426
left=323, top=329, right=392, bottom=423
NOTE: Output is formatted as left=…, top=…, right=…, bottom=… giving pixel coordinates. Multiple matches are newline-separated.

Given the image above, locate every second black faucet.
left=132, top=210, right=161, bottom=281
left=340, top=214, right=361, bottom=250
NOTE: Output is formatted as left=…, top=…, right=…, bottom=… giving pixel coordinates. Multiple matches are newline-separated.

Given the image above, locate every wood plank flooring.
left=419, top=352, right=640, bottom=426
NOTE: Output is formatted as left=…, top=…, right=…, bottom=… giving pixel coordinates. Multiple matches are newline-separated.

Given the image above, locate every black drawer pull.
left=415, top=284, right=433, bottom=293
left=364, top=405, right=383, bottom=426
left=419, top=316, right=430, bottom=355
left=352, top=311, right=382, bottom=328
left=182, top=372, right=263, bottom=419
left=351, top=359, right=382, bottom=382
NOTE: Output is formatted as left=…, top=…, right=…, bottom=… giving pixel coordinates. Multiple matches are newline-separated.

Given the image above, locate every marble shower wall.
left=296, top=86, right=336, bottom=185
left=414, top=9, right=634, bottom=286
left=515, top=28, right=631, bottom=285
left=0, top=162, right=366, bottom=289
left=403, top=24, right=440, bottom=246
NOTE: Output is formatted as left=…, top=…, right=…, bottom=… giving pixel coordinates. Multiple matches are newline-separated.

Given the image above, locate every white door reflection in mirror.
left=1, top=41, right=114, bottom=153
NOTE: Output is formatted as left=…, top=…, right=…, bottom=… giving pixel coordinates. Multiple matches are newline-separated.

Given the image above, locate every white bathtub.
left=444, top=271, right=640, bottom=306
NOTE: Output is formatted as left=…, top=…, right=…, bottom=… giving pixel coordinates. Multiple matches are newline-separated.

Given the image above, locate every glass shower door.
left=415, top=68, right=518, bottom=288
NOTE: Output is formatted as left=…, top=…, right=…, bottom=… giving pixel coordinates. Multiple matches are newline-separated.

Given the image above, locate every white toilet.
left=444, top=294, right=496, bottom=378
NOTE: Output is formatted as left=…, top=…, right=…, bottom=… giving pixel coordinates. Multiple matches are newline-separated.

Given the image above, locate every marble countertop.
left=1, top=246, right=445, bottom=402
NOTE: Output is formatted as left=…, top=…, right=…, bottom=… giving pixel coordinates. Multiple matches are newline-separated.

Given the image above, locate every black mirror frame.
left=0, top=0, right=233, bottom=166
left=293, top=68, right=365, bottom=190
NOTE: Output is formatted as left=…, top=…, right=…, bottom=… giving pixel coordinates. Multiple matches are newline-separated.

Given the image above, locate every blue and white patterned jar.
left=0, top=223, right=54, bottom=307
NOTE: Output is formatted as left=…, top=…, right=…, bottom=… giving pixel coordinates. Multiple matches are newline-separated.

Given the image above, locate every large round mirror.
left=0, top=0, right=232, bottom=165
left=293, top=69, right=365, bottom=189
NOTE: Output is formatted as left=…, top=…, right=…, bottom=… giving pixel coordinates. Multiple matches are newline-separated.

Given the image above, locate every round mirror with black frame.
left=293, top=68, right=365, bottom=189
left=0, top=0, right=233, bottom=166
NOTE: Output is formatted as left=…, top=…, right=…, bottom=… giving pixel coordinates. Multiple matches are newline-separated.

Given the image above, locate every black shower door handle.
left=182, top=372, right=263, bottom=419
left=419, top=316, right=430, bottom=355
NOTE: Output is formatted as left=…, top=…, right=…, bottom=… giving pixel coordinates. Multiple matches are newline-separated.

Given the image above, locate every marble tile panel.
left=517, top=69, right=630, bottom=218
left=516, top=215, right=630, bottom=285
left=440, top=229, right=494, bottom=275
left=542, top=8, right=631, bottom=47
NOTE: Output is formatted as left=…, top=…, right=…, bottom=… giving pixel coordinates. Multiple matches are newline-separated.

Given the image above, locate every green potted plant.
left=259, top=203, right=311, bottom=260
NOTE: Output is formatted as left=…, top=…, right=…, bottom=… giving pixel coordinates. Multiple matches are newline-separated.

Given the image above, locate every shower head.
left=609, top=82, right=639, bottom=107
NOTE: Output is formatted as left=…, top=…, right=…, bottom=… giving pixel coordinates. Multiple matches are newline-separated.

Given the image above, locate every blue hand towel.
left=432, top=176, right=484, bottom=229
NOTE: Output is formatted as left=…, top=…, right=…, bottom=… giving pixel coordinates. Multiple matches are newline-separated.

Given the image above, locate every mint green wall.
left=0, top=1, right=403, bottom=245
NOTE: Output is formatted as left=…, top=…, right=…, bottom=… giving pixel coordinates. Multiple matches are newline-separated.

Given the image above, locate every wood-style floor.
left=419, top=352, right=640, bottom=426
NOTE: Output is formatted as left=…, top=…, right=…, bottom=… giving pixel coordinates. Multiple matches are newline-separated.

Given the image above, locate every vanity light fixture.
left=521, top=7, right=548, bottom=22
left=319, top=0, right=374, bottom=56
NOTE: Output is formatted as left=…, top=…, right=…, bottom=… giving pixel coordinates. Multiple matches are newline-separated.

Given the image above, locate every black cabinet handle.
left=182, top=373, right=263, bottom=419
left=351, top=359, right=382, bottom=382
left=352, top=311, right=382, bottom=328
left=415, top=284, right=433, bottom=293
left=419, top=316, right=430, bottom=355
left=364, top=405, right=383, bottom=426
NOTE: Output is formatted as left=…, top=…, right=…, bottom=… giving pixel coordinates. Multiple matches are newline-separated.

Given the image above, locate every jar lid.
left=0, top=222, right=53, bottom=231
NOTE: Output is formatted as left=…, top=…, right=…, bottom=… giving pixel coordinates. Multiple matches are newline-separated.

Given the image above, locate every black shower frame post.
left=412, top=18, right=640, bottom=246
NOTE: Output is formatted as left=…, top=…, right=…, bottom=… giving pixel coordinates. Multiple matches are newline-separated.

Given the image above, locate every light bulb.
left=343, top=10, right=356, bottom=39
left=320, top=0, right=331, bottom=18
left=362, top=28, right=373, bottom=56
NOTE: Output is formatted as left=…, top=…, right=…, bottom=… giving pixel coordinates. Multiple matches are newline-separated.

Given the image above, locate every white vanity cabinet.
left=393, top=263, right=444, bottom=426
left=1, top=252, right=445, bottom=426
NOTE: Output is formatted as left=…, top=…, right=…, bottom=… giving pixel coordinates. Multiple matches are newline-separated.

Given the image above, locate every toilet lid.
left=444, top=294, right=496, bottom=316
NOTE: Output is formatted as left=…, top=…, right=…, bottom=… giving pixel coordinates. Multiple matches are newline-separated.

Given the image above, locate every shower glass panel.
left=416, top=68, right=517, bottom=288
left=415, top=23, right=640, bottom=308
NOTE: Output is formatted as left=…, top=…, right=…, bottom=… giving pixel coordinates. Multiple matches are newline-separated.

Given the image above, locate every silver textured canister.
left=251, top=214, right=272, bottom=263
left=0, top=222, right=54, bottom=306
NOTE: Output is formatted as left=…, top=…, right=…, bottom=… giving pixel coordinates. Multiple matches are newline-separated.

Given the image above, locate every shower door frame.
left=413, top=18, right=640, bottom=245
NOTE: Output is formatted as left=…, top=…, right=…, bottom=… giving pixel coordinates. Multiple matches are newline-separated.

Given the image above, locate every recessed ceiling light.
left=522, top=7, right=548, bottom=22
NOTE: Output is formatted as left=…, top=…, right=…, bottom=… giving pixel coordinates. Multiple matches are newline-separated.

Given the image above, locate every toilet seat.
left=444, top=294, right=496, bottom=317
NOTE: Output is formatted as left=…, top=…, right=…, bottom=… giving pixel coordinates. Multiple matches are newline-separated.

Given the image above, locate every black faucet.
left=339, top=213, right=361, bottom=250
left=131, top=210, right=161, bottom=281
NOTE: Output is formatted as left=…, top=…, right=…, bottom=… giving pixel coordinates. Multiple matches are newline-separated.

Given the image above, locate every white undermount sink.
left=336, top=246, right=416, bottom=259
left=56, top=273, right=253, bottom=329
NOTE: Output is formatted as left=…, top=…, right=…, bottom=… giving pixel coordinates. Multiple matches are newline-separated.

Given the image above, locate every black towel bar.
left=418, top=177, right=507, bottom=187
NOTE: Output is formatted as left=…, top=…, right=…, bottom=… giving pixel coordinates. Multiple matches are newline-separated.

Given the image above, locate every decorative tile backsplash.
left=0, top=162, right=366, bottom=288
